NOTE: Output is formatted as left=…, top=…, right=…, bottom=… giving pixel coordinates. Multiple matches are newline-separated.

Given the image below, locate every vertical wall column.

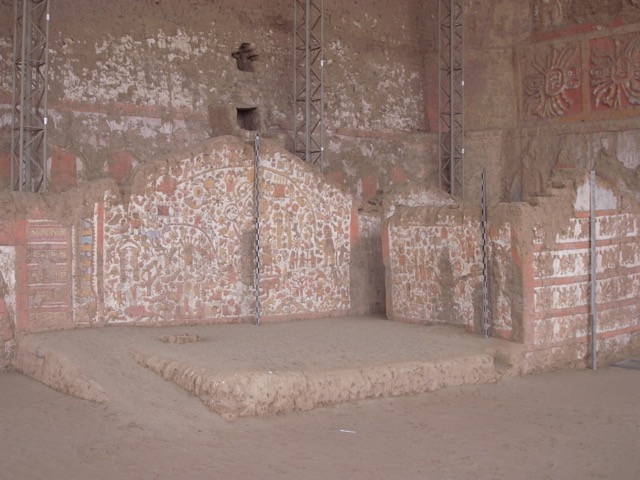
left=438, top=0, right=464, bottom=198
left=11, top=0, right=50, bottom=193
left=293, top=0, right=324, bottom=167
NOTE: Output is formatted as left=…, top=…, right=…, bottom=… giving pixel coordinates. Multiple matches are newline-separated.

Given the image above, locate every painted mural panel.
left=387, top=211, right=483, bottom=327
left=72, top=207, right=102, bottom=325
left=103, top=143, right=256, bottom=323
left=25, top=221, right=73, bottom=330
left=258, top=150, right=352, bottom=317
left=102, top=139, right=352, bottom=324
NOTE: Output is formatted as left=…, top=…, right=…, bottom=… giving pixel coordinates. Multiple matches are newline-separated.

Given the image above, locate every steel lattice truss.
left=438, top=0, right=464, bottom=198
left=293, top=0, right=324, bottom=166
left=11, top=0, right=50, bottom=193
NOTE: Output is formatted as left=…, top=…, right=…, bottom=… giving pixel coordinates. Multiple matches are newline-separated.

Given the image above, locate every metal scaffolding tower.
left=11, top=0, right=50, bottom=193
left=438, top=0, right=464, bottom=198
left=293, top=0, right=324, bottom=166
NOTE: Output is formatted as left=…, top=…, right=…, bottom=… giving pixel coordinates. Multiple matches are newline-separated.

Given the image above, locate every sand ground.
left=1, top=365, right=638, bottom=480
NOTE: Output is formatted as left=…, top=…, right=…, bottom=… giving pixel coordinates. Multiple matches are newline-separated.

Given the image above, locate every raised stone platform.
left=12, top=316, right=525, bottom=420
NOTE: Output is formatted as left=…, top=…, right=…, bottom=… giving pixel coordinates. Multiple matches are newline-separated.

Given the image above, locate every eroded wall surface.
left=385, top=174, right=640, bottom=370
left=0, top=239, right=16, bottom=370
left=0, top=0, right=439, bottom=202
left=0, top=137, right=354, bottom=354
left=384, top=206, right=484, bottom=331
left=505, top=1, right=640, bottom=204
left=523, top=177, right=640, bottom=370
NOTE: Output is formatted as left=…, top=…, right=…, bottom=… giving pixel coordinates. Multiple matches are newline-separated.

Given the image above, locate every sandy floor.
left=1, top=366, right=638, bottom=480
left=14, top=317, right=517, bottom=420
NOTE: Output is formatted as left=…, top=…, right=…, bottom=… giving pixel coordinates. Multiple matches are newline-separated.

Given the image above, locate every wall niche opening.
left=236, top=107, right=260, bottom=131
left=232, top=43, right=258, bottom=72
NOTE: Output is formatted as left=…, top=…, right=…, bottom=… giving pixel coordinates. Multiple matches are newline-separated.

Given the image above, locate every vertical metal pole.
left=305, top=0, right=311, bottom=163
left=590, top=171, right=597, bottom=369
left=319, top=0, right=324, bottom=165
left=437, top=0, right=442, bottom=193
left=448, top=0, right=455, bottom=195
left=254, top=134, right=262, bottom=326
left=16, top=0, right=29, bottom=190
left=10, top=0, right=20, bottom=189
left=11, top=0, right=50, bottom=193
left=293, top=1, right=298, bottom=159
left=481, top=168, right=489, bottom=338
left=459, top=1, right=465, bottom=200
left=42, top=1, right=51, bottom=191
left=293, top=0, right=323, bottom=166
left=438, top=0, right=464, bottom=198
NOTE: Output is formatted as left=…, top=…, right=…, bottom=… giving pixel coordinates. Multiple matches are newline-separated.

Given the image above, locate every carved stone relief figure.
left=524, top=43, right=581, bottom=118
left=591, top=35, right=640, bottom=109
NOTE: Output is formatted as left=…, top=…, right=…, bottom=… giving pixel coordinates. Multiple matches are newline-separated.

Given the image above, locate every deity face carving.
left=591, top=36, right=640, bottom=109
left=524, top=43, right=581, bottom=118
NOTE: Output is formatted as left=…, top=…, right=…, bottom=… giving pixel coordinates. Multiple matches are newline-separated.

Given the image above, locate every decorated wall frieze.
left=521, top=27, right=640, bottom=122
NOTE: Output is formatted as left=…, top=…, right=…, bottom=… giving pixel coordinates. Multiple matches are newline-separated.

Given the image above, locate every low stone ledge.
left=13, top=336, right=107, bottom=403
left=130, top=348, right=499, bottom=421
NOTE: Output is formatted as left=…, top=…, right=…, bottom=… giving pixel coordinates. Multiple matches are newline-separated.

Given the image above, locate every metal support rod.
left=11, top=0, right=50, bottom=193
left=438, top=0, right=464, bottom=198
left=293, top=0, right=324, bottom=166
left=305, top=0, right=311, bottom=162
left=254, top=134, right=262, bottom=326
left=590, top=170, right=597, bottom=369
left=481, top=168, right=489, bottom=338
left=448, top=1, right=455, bottom=194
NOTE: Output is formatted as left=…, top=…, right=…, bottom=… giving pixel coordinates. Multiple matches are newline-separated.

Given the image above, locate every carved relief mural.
left=103, top=145, right=257, bottom=323
left=101, top=139, right=352, bottom=324
left=25, top=221, right=73, bottom=330
left=259, top=151, right=351, bottom=317
left=590, top=34, right=640, bottom=110
left=524, top=43, right=582, bottom=118
left=72, top=211, right=101, bottom=325
left=522, top=26, right=640, bottom=122
left=387, top=211, right=483, bottom=327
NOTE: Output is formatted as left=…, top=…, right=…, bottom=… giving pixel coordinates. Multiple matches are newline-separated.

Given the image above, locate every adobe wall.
left=0, top=136, right=364, bottom=368
left=507, top=1, right=640, bottom=204
left=0, top=0, right=438, bottom=201
left=521, top=175, right=640, bottom=371
left=385, top=172, right=640, bottom=372
left=451, top=0, right=640, bottom=206
left=383, top=205, right=485, bottom=331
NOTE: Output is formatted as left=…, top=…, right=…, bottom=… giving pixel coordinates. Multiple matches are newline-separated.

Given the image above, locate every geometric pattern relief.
left=524, top=42, right=582, bottom=118
left=26, top=221, right=73, bottom=330
left=103, top=141, right=351, bottom=324
left=590, top=34, right=640, bottom=110
left=72, top=212, right=100, bottom=325
left=389, top=220, right=482, bottom=326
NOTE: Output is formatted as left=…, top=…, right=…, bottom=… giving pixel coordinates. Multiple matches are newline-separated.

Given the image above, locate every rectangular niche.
left=236, top=107, right=260, bottom=131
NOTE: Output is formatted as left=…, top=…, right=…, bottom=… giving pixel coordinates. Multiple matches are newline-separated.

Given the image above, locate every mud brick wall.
left=523, top=178, right=640, bottom=370
left=0, top=137, right=355, bottom=352
left=0, top=0, right=439, bottom=202
left=383, top=206, right=484, bottom=330
left=100, top=136, right=353, bottom=324
left=506, top=12, right=640, bottom=205
left=384, top=176, right=640, bottom=369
